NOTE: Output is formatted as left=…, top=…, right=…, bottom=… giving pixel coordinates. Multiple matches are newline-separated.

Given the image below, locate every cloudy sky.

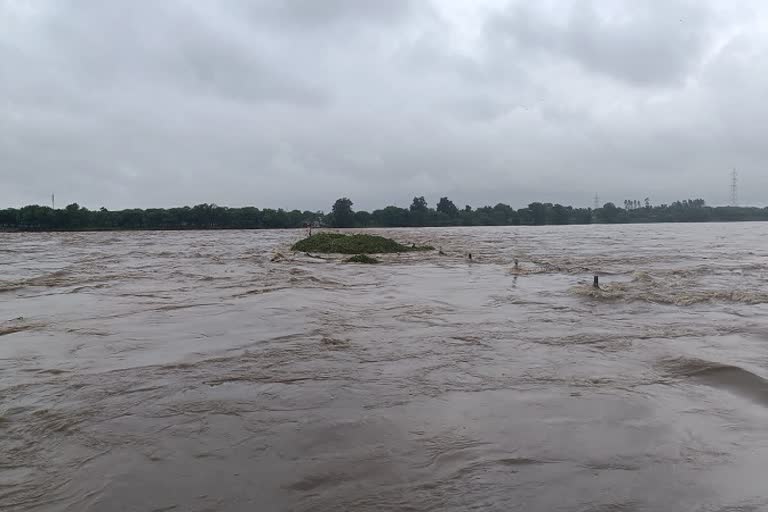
left=1, top=0, right=767, bottom=211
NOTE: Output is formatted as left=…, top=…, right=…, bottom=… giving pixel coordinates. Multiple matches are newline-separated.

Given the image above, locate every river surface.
left=3, top=224, right=768, bottom=511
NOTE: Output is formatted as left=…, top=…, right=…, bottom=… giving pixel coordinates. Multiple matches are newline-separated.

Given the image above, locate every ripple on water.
left=3, top=225, right=768, bottom=511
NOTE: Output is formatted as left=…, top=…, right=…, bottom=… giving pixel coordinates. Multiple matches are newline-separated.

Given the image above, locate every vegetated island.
left=3, top=196, right=768, bottom=232
left=345, top=254, right=380, bottom=264
left=292, top=233, right=433, bottom=256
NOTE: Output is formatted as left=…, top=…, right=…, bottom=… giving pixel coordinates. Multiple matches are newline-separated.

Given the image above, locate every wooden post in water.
left=468, top=253, right=473, bottom=261
left=593, top=275, right=599, bottom=289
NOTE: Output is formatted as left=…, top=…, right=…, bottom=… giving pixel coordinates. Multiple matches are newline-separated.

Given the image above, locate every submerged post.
left=468, top=253, right=473, bottom=261
left=593, top=275, right=599, bottom=289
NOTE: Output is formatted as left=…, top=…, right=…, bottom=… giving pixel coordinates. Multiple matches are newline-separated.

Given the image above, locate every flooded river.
left=3, top=224, right=768, bottom=511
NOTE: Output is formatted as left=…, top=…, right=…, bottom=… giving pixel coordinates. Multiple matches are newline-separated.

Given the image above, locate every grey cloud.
left=3, top=0, right=328, bottom=108
left=445, top=95, right=517, bottom=123
left=488, top=1, right=715, bottom=86
left=397, top=32, right=525, bottom=86
left=242, top=0, right=416, bottom=29
left=2, top=0, right=768, bottom=210
left=173, top=36, right=329, bottom=107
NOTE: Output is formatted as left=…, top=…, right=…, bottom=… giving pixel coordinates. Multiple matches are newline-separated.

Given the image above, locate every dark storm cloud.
left=2, top=0, right=768, bottom=210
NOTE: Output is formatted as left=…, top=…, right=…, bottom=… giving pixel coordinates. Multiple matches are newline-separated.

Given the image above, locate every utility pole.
left=52, top=193, right=55, bottom=210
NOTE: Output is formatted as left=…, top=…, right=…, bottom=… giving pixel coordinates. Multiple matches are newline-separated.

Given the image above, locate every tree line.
left=1, top=197, right=767, bottom=231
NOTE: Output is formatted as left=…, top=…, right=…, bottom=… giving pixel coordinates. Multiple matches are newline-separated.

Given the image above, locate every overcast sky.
left=2, top=0, right=767, bottom=211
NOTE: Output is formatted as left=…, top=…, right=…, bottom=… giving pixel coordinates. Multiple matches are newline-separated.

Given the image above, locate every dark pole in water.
left=593, top=275, right=599, bottom=288
left=468, top=253, right=473, bottom=261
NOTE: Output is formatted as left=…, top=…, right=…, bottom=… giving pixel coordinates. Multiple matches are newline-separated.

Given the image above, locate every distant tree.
left=460, top=205, right=475, bottom=226
left=517, top=207, right=533, bottom=225
left=490, top=203, right=518, bottom=225
left=572, top=208, right=592, bottom=224
left=528, top=202, right=547, bottom=225
left=232, top=207, right=260, bottom=228
left=63, top=203, right=89, bottom=229
left=115, top=209, right=143, bottom=229
left=551, top=204, right=569, bottom=224
left=0, top=208, right=17, bottom=227
left=262, top=208, right=289, bottom=229
left=472, top=206, right=492, bottom=225
left=410, top=196, right=428, bottom=213
left=409, top=196, right=429, bottom=226
left=4, top=195, right=768, bottom=232
left=331, top=197, right=354, bottom=228
left=19, top=205, right=50, bottom=229
left=598, top=202, right=620, bottom=223
left=354, top=210, right=371, bottom=227
left=436, top=197, right=459, bottom=217
left=372, top=206, right=409, bottom=227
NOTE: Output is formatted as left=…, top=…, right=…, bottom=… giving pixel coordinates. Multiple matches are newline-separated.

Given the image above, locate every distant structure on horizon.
left=593, top=193, right=600, bottom=210
left=730, top=170, right=738, bottom=207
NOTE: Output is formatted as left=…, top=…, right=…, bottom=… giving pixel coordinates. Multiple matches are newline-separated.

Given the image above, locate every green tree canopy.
left=598, top=202, right=620, bottom=223
left=410, top=196, right=428, bottom=213
left=3, top=196, right=766, bottom=232
left=331, top=197, right=354, bottom=228
left=436, top=197, right=459, bottom=217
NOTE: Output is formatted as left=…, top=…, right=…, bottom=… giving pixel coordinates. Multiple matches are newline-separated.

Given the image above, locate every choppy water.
left=3, top=224, right=768, bottom=511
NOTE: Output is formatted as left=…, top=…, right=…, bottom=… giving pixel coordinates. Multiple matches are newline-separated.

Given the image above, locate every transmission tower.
left=593, top=193, right=600, bottom=210
left=730, top=170, right=738, bottom=206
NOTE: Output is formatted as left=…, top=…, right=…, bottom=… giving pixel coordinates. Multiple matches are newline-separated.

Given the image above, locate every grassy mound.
left=292, top=233, right=433, bottom=254
left=345, top=254, right=380, bottom=264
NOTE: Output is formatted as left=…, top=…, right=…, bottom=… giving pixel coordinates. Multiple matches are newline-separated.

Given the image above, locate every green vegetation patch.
left=345, top=254, right=380, bottom=264
left=292, top=233, right=433, bottom=254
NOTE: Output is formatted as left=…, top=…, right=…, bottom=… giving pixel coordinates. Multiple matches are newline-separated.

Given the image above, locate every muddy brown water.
left=3, top=224, right=768, bottom=511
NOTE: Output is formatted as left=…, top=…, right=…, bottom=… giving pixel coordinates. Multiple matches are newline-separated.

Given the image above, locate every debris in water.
left=321, top=337, right=351, bottom=349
